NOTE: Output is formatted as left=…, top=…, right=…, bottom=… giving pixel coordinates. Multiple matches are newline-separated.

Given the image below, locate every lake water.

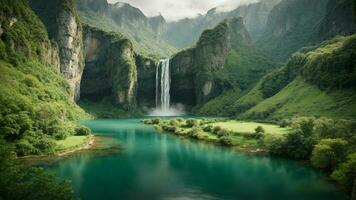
left=46, top=119, right=347, bottom=200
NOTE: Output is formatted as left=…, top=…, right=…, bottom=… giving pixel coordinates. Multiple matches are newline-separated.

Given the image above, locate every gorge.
left=0, top=0, right=356, bottom=199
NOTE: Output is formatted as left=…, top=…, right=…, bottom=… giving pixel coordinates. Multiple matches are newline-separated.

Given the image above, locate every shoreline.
left=56, top=134, right=96, bottom=157
left=18, top=135, right=97, bottom=161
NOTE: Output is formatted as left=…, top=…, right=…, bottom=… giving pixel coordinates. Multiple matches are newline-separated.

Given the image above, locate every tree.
left=331, top=153, right=356, bottom=192
left=255, top=126, right=265, bottom=134
left=0, top=140, right=78, bottom=200
left=311, top=144, right=336, bottom=169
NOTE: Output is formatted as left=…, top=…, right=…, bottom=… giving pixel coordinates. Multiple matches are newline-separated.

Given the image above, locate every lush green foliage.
left=0, top=140, right=77, bottom=200
left=0, top=1, right=90, bottom=156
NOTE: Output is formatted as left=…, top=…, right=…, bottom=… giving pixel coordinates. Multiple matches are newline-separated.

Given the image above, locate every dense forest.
left=0, top=0, right=356, bottom=199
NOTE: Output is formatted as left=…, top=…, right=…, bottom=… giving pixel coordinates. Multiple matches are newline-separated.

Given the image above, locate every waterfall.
left=160, top=59, right=170, bottom=111
left=149, top=58, right=185, bottom=116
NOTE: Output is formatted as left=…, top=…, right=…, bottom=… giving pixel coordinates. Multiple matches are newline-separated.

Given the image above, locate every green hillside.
left=199, top=34, right=356, bottom=120
left=0, top=0, right=90, bottom=156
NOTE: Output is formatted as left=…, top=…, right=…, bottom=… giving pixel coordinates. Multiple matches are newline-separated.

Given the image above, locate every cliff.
left=170, top=18, right=275, bottom=108
left=30, top=0, right=84, bottom=101
left=0, top=0, right=89, bottom=155
left=81, top=25, right=137, bottom=110
left=257, top=0, right=356, bottom=61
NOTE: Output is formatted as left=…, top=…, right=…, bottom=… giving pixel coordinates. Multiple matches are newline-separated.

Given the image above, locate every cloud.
left=107, top=0, right=259, bottom=21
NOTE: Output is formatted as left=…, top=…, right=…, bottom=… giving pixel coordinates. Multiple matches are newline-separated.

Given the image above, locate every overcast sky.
left=107, top=0, right=259, bottom=21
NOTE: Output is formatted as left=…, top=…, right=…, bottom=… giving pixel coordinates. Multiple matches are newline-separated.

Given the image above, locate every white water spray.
left=149, top=58, right=185, bottom=116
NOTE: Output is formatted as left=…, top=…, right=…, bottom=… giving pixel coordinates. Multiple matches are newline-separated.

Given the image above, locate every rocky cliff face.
left=257, top=0, right=356, bottom=61
left=170, top=18, right=275, bottom=108
left=81, top=25, right=137, bottom=110
left=317, top=0, right=356, bottom=41
left=30, top=0, right=84, bottom=101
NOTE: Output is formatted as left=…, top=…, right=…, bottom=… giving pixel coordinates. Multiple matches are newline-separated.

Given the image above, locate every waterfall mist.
left=148, top=58, right=186, bottom=116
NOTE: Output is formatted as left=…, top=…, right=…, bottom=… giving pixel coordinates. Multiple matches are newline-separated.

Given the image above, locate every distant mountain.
left=76, top=0, right=176, bottom=57
left=169, top=18, right=276, bottom=108
left=162, top=0, right=281, bottom=49
left=256, top=0, right=356, bottom=61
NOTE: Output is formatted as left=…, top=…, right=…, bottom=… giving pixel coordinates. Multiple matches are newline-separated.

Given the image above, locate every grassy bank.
left=142, top=118, right=289, bottom=151
left=55, top=135, right=93, bottom=155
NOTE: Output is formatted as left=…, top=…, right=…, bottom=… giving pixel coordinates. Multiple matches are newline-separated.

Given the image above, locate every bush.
left=169, top=119, right=180, bottom=126
left=203, top=125, right=213, bottom=132
left=311, top=144, right=336, bottom=170
left=187, top=128, right=200, bottom=139
left=186, top=119, right=199, bottom=127
left=151, top=118, right=161, bottom=125
left=219, top=136, right=233, bottom=146
left=163, top=125, right=177, bottom=133
left=217, top=129, right=230, bottom=138
left=279, top=119, right=291, bottom=128
left=311, top=138, right=349, bottom=170
left=212, top=126, right=222, bottom=134
left=255, top=126, right=265, bottom=134
left=75, top=126, right=91, bottom=136
left=331, top=153, right=356, bottom=190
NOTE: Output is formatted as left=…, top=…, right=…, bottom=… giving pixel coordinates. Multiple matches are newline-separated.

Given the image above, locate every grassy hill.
left=199, top=34, right=356, bottom=120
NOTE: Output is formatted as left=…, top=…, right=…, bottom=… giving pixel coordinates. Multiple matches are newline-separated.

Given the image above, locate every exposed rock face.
left=170, top=48, right=197, bottom=108
left=317, top=0, right=356, bottom=41
left=170, top=17, right=273, bottom=108
left=194, top=21, right=230, bottom=104
left=136, top=55, right=158, bottom=108
left=81, top=25, right=142, bottom=110
left=30, top=0, right=84, bottom=101
left=56, top=2, right=84, bottom=101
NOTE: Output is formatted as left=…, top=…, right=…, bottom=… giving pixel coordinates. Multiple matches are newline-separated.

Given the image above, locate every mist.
left=107, top=0, right=260, bottom=21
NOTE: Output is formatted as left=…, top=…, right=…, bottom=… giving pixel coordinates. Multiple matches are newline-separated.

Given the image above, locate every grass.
left=143, top=118, right=291, bottom=151
left=244, top=78, right=356, bottom=119
left=55, top=136, right=90, bottom=152
left=211, top=120, right=289, bottom=135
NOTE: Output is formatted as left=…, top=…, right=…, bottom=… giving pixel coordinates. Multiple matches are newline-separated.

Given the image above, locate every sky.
left=107, top=0, right=259, bottom=21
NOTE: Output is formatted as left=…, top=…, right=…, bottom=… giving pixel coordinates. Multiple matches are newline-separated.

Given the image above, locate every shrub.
left=142, top=119, right=152, bottom=124
left=203, top=125, right=213, bottom=132
left=169, top=119, right=180, bottom=126
left=311, top=138, right=348, bottom=170
left=217, top=129, right=230, bottom=138
left=331, top=153, right=356, bottom=190
left=311, top=144, right=336, bottom=170
left=219, top=136, right=233, bottom=146
left=255, top=126, right=265, bottom=134
left=75, top=126, right=91, bottom=136
left=212, top=126, right=222, bottom=134
left=187, top=127, right=200, bottom=139
left=186, top=119, right=199, bottom=127
left=279, top=119, right=291, bottom=128
left=151, top=118, right=161, bottom=125
left=163, top=125, right=177, bottom=133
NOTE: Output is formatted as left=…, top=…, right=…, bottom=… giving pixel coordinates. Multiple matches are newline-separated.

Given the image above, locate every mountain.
left=256, top=0, right=356, bottom=61
left=162, top=0, right=281, bottom=49
left=75, top=0, right=176, bottom=57
left=169, top=18, right=276, bottom=109
left=199, top=35, right=356, bottom=119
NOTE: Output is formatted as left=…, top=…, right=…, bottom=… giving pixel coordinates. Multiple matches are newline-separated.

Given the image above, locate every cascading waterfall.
left=149, top=58, right=185, bottom=116
left=160, top=59, right=170, bottom=111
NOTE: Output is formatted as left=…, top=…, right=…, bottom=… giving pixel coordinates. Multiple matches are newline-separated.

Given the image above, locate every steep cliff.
left=257, top=0, right=356, bottom=61
left=170, top=18, right=275, bottom=108
left=30, top=0, right=84, bottom=101
left=163, top=0, right=281, bottom=49
left=76, top=0, right=176, bottom=57
left=0, top=0, right=89, bottom=155
left=81, top=25, right=137, bottom=110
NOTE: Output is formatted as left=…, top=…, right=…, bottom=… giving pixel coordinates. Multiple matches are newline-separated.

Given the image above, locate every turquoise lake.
left=46, top=119, right=348, bottom=200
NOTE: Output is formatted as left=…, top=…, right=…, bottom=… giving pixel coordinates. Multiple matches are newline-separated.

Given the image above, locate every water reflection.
left=46, top=119, right=347, bottom=200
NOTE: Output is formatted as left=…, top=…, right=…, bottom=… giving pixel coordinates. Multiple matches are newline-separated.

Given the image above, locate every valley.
left=0, top=0, right=355, bottom=199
